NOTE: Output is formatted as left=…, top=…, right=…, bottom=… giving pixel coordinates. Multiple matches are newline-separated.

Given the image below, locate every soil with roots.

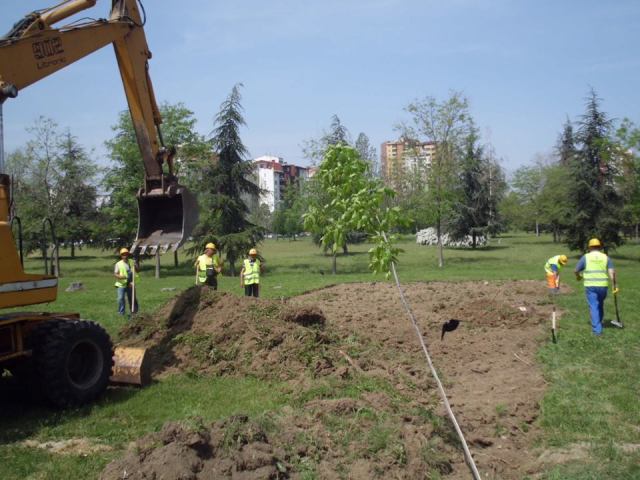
left=103, top=280, right=563, bottom=479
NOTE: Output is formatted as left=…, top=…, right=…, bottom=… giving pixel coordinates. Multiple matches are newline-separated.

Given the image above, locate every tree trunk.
left=436, top=218, right=444, bottom=268
left=332, top=253, right=337, bottom=275
left=343, top=244, right=348, bottom=255
left=472, top=232, right=477, bottom=249
left=155, top=251, right=160, bottom=279
left=174, top=251, right=179, bottom=268
left=535, top=220, right=540, bottom=237
left=54, top=242, right=60, bottom=277
left=70, top=241, right=75, bottom=259
left=636, top=223, right=639, bottom=242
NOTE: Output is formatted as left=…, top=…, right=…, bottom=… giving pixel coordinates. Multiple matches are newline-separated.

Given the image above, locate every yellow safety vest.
left=114, top=259, right=138, bottom=288
left=242, top=258, right=260, bottom=285
left=544, top=255, right=563, bottom=274
left=197, top=254, right=220, bottom=284
left=583, top=251, right=609, bottom=288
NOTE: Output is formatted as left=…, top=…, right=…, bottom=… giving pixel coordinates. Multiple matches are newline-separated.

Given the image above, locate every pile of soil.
left=109, top=280, right=562, bottom=479
left=100, top=416, right=289, bottom=480
left=119, top=288, right=334, bottom=380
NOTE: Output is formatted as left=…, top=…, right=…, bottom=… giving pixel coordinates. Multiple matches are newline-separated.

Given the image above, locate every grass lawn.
left=1, top=232, right=639, bottom=479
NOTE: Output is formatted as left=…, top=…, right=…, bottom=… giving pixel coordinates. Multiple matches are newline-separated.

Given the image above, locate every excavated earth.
left=103, top=280, right=563, bottom=480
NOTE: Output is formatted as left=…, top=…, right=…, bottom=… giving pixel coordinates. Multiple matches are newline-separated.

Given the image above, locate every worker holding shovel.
left=114, top=247, right=139, bottom=316
left=574, top=238, right=617, bottom=336
left=544, top=254, right=569, bottom=294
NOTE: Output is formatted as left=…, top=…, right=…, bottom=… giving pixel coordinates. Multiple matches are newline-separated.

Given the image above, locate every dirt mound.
left=114, top=280, right=559, bottom=479
left=119, top=289, right=333, bottom=380
left=100, top=417, right=288, bottom=480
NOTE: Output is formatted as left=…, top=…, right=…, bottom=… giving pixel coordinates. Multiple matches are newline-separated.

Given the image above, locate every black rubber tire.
left=30, top=319, right=114, bottom=407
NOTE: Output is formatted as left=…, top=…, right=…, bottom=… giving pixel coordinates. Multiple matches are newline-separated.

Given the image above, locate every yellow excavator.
left=0, top=0, right=198, bottom=406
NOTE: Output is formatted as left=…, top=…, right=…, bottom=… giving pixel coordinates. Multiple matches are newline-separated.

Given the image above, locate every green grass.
left=3, top=232, right=640, bottom=479
left=0, top=376, right=286, bottom=479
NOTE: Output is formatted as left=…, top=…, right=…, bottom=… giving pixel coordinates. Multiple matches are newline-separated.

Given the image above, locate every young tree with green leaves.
left=192, top=84, right=262, bottom=275
left=304, top=145, right=405, bottom=275
left=403, top=92, right=471, bottom=267
left=565, top=90, right=624, bottom=250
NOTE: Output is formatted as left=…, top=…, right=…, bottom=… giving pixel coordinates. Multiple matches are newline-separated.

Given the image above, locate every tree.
left=565, top=90, right=624, bottom=250
left=6, top=118, right=100, bottom=266
left=557, top=118, right=577, bottom=166
left=354, top=132, right=378, bottom=177
left=54, top=131, right=99, bottom=257
left=450, top=129, right=505, bottom=247
left=193, top=84, right=262, bottom=275
left=403, top=92, right=471, bottom=267
left=272, top=181, right=306, bottom=239
left=614, top=118, right=640, bottom=239
left=510, top=163, right=545, bottom=235
left=301, top=114, right=351, bottom=164
left=537, top=164, right=572, bottom=242
left=102, top=102, right=208, bottom=248
left=304, top=145, right=404, bottom=275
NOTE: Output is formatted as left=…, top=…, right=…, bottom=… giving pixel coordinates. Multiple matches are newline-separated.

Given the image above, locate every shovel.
left=611, top=287, right=623, bottom=329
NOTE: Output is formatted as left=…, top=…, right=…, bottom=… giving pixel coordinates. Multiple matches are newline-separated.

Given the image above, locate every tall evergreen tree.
left=194, top=84, right=262, bottom=275
left=565, top=90, right=624, bottom=250
left=451, top=129, right=488, bottom=247
left=556, top=118, right=577, bottom=166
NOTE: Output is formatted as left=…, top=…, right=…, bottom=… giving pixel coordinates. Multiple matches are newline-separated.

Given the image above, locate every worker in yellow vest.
left=574, top=238, right=617, bottom=335
left=194, top=242, right=222, bottom=289
left=114, top=247, right=139, bottom=315
left=240, top=248, right=263, bottom=297
left=544, top=254, right=568, bottom=293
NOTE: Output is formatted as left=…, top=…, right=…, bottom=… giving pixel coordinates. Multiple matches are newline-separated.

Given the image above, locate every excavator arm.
left=0, top=0, right=198, bottom=254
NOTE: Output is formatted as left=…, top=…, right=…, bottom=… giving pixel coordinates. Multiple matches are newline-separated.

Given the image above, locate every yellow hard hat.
left=588, top=238, right=602, bottom=248
left=119, top=247, right=130, bottom=255
left=205, top=242, right=216, bottom=250
left=558, top=255, right=568, bottom=265
left=249, top=248, right=258, bottom=256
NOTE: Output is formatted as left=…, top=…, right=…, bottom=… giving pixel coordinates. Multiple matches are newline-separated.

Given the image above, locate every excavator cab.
left=135, top=184, right=198, bottom=255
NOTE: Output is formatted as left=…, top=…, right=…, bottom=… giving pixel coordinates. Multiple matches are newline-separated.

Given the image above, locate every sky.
left=2, top=0, right=639, bottom=175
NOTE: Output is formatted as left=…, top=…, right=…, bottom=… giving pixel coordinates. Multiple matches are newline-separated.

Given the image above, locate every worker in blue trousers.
left=574, top=238, right=618, bottom=336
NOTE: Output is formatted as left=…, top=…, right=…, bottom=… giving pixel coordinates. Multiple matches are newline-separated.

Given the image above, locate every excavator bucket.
left=110, top=346, right=151, bottom=386
left=133, top=184, right=198, bottom=255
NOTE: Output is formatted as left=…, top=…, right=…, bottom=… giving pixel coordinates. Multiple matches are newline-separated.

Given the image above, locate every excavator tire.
left=30, top=319, right=113, bottom=407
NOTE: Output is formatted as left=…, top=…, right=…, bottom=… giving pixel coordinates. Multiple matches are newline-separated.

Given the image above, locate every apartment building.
left=253, top=156, right=309, bottom=212
left=380, top=137, right=436, bottom=181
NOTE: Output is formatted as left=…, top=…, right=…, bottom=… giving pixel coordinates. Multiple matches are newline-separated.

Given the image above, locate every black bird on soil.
left=441, top=319, right=461, bottom=340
